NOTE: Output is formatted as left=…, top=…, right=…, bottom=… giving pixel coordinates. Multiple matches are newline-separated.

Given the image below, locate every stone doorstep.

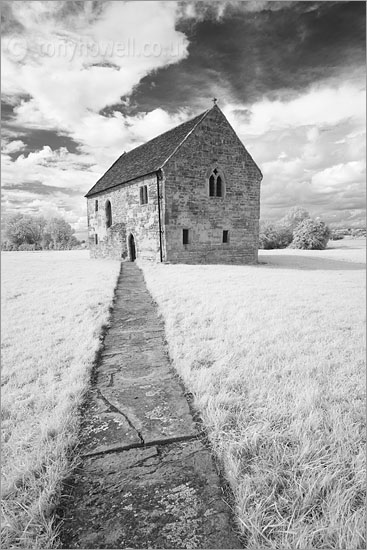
left=61, top=440, right=242, bottom=549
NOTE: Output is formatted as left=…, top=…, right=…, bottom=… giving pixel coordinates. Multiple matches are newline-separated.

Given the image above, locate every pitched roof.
left=85, top=108, right=211, bottom=197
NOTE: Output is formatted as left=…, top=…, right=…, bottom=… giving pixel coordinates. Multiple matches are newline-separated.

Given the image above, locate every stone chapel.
left=85, top=103, right=262, bottom=263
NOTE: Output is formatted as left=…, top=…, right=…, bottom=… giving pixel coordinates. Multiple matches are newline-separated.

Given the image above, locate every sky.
left=1, top=0, right=366, bottom=239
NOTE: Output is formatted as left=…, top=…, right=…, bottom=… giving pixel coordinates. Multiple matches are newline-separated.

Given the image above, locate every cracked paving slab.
left=59, top=263, right=241, bottom=548
left=60, top=440, right=241, bottom=549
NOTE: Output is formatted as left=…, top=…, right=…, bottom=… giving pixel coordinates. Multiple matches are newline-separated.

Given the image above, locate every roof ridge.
left=159, top=108, right=211, bottom=169
left=85, top=105, right=218, bottom=197
left=122, top=108, right=209, bottom=157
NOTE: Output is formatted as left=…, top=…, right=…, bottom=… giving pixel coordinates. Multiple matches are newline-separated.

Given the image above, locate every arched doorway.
left=128, top=234, right=136, bottom=262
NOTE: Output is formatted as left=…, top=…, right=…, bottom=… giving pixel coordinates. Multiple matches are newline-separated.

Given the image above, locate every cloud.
left=224, top=83, right=365, bottom=136
left=1, top=1, right=191, bottom=234
left=1, top=139, right=26, bottom=154
left=222, top=81, right=366, bottom=225
left=2, top=2, right=189, bottom=142
left=1, top=1, right=365, bottom=232
left=312, top=161, right=365, bottom=192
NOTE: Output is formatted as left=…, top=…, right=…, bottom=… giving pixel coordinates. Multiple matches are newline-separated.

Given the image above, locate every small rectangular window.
left=223, top=230, right=229, bottom=243
left=183, top=229, right=189, bottom=245
left=140, top=185, right=148, bottom=205
left=95, top=234, right=98, bottom=245
left=95, top=200, right=98, bottom=212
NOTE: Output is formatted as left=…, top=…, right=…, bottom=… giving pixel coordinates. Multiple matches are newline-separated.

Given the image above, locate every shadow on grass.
left=259, top=255, right=365, bottom=271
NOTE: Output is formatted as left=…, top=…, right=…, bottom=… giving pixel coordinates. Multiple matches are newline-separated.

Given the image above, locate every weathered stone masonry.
left=86, top=105, right=262, bottom=264
left=87, top=174, right=160, bottom=261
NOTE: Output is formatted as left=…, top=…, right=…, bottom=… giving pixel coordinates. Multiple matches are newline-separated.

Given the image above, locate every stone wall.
left=86, top=106, right=262, bottom=264
left=87, top=173, right=160, bottom=261
left=161, top=106, right=262, bottom=264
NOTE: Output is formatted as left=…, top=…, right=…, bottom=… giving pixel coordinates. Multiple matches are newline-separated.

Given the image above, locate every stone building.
left=85, top=104, right=262, bottom=264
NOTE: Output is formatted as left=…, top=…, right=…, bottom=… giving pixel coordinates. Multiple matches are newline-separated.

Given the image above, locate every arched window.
left=105, top=200, right=112, bottom=228
left=208, top=168, right=224, bottom=197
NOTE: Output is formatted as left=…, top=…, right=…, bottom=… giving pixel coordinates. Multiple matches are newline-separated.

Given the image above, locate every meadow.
left=140, top=238, right=366, bottom=549
left=1, top=241, right=365, bottom=549
left=1, top=251, right=120, bottom=549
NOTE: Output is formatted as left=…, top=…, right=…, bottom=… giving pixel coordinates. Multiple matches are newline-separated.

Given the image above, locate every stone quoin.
left=85, top=104, right=263, bottom=264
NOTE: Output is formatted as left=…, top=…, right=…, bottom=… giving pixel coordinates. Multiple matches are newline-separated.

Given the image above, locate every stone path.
left=60, top=263, right=241, bottom=549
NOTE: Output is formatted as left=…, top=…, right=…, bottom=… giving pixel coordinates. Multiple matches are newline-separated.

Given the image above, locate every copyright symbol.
left=4, top=36, right=27, bottom=61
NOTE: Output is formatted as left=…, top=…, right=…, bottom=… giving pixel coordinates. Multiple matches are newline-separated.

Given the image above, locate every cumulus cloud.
left=1, top=1, right=191, bottom=234
left=224, top=83, right=365, bottom=136
left=1, top=1, right=365, bottom=232
left=1, top=139, right=27, bottom=154
left=223, top=81, right=366, bottom=225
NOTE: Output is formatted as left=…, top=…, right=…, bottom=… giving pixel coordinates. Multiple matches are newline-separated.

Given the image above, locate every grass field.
left=140, top=238, right=366, bottom=549
left=1, top=251, right=120, bottom=549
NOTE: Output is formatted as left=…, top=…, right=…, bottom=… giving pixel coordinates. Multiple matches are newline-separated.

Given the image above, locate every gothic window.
left=140, top=185, right=148, bottom=205
left=208, top=168, right=224, bottom=197
left=105, top=200, right=112, bottom=228
left=209, top=175, right=215, bottom=197
left=216, top=176, right=222, bottom=197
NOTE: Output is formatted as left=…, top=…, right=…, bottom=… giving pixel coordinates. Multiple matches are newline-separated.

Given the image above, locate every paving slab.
left=99, top=377, right=197, bottom=445
left=80, top=388, right=141, bottom=455
left=61, top=440, right=241, bottom=549
left=59, top=263, right=241, bottom=548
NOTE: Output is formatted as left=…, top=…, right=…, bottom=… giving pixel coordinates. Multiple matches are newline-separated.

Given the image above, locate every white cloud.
left=224, top=83, right=365, bottom=136
left=312, top=161, right=365, bottom=192
left=2, top=2, right=189, bottom=149
left=224, top=81, right=366, bottom=224
left=1, top=1, right=192, bottom=233
left=1, top=2, right=365, bottom=230
left=1, top=140, right=27, bottom=154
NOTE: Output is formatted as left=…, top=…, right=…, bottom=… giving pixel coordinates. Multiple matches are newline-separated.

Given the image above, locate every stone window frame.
left=105, top=200, right=112, bottom=228
left=223, top=230, right=229, bottom=244
left=206, top=165, right=226, bottom=198
left=95, top=199, right=98, bottom=212
left=140, top=185, right=148, bottom=205
left=95, top=233, right=98, bottom=245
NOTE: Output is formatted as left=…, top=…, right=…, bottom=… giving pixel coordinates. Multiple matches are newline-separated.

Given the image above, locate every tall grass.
left=140, top=240, right=366, bottom=549
left=1, top=251, right=120, bottom=549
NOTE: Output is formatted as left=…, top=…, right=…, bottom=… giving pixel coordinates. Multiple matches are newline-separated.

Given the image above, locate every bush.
left=291, top=219, right=330, bottom=250
left=17, top=243, right=38, bottom=251
left=330, top=231, right=344, bottom=241
left=259, top=222, right=293, bottom=249
left=1, top=241, right=17, bottom=251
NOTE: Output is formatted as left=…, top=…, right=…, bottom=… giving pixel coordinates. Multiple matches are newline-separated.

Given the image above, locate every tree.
left=3, top=213, right=80, bottom=250
left=279, top=206, right=310, bottom=232
left=291, top=218, right=330, bottom=250
left=4, top=214, right=46, bottom=248
left=45, top=218, right=78, bottom=250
